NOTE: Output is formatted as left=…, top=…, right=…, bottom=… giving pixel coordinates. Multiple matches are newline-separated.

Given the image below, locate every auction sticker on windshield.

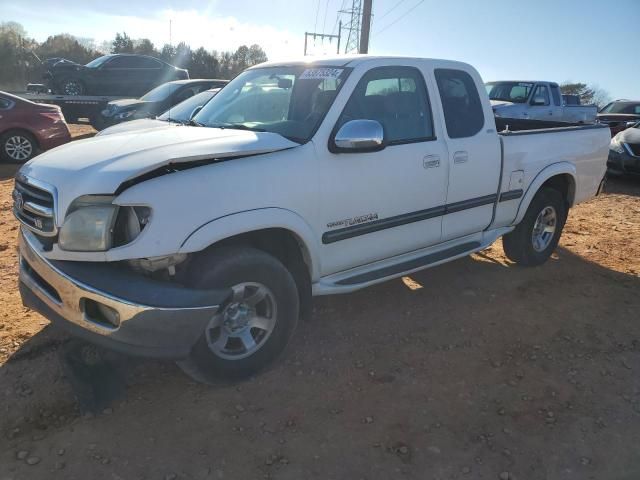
left=300, top=68, right=344, bottom=80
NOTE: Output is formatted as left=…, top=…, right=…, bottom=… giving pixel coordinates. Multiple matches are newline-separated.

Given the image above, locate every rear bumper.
left=38, top=124, right=72, bottom=151
left=18, top=230, right=230, bottom=359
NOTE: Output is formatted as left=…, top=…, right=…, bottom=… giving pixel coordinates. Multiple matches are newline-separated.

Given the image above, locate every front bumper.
left=608, top=148, right=640, bottom=175
left=18, top=230, right=230, bottom=359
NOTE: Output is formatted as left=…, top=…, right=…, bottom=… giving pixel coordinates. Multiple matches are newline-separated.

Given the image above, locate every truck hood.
left=19, top=125, right=299, bottom=219
left=616, top=125, right=640, bottom=144
left=108, top=98, right=146, bottom=109
left=97, top=118, right=169, bottom=136
left=597, top=113, right=640, bottom=123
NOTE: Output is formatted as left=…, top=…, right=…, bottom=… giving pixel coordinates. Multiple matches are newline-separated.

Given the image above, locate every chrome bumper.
left=18, top=230, right=230, bottom=358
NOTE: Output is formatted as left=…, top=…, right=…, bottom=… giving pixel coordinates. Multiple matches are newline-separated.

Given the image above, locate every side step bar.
left=335, top=241, right=481, bottom=286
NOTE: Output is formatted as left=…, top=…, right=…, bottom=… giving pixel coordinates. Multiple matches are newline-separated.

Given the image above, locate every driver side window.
left=336, top=66, right=434, bottom=144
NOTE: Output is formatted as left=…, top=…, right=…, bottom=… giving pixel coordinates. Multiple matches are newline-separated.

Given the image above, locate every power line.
left=377, top=0, right=407, bottom=21
left=322, top=0, right=331, bottom=33
left=374, top=0, right=424, bottom=37
left=331, top=0, right=348, bottom=35
left=314, top=0, right=322, bottom=32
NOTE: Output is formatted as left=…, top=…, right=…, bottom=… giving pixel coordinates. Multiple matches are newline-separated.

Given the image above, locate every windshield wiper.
left=208, top=123, right=266, bottom=132
left=188, top=119, right=204, bottom=127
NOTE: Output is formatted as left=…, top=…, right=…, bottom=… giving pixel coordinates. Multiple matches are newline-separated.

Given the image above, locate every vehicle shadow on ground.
left=2, top=243, right=639, bottom=415
left=605, top=175, right=640, bottom=196
left=0, top=163, right=21, bottom=181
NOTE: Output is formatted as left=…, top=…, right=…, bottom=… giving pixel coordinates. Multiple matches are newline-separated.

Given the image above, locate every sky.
left=1, top=0, right=639, bottom=99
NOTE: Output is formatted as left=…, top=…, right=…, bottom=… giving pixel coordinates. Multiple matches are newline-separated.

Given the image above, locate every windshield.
left=485, top=82, right=534, bottom=103
left=158, top=90, right=218, bottom=122
left=193, top=65, right=350, bottom=143
left=140, top=82, right=182, bottom=102
left=600, top=102, right=640, bottom=114
left=85, top=55, right=113, bottom=68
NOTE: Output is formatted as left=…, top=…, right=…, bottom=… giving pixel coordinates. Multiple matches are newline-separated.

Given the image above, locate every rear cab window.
left=434, top=68, right=484, bottom=138
left=532, top=84, right=550, bottom=105
left=336, top=66, right=435, bottom=144
left=550, top=85, right=561, bottom=106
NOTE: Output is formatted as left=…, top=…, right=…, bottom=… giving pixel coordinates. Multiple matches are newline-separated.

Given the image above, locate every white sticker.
left=299, top=68, right=344, bottom=80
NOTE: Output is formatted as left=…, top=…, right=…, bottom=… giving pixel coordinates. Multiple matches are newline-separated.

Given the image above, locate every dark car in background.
left=44, top=54, right=189, bottom=97
left=96, top=79, right=227, bottom=129
left=97, top=87, right=222, bottom=136
left=0, top=91, right=70, bottom=162
left=597, top=100, right=640, bottom=137
left=608, top=121, right=640, bottom=176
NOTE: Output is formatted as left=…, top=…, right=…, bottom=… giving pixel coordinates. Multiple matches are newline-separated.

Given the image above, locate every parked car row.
left=0, top=78, right=227, bottom=162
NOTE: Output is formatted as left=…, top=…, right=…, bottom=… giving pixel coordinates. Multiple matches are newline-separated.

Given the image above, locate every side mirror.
left=189, top=105, right=203, bottom=120
left=531, top=96, right=546, bottom=106
left=333, top=120, right=384, bottom=152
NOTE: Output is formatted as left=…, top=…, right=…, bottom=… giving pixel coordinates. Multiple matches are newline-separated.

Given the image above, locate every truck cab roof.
left=249, top=55, right=475, bottom=70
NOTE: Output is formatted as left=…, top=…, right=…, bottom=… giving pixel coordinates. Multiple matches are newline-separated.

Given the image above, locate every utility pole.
left=359, top=0, right=372, bottom=54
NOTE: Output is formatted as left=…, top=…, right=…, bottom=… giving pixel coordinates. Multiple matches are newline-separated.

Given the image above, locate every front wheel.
left=178, top=247, right=299, bottom=384
left=502, top=187, right=567, bottom=266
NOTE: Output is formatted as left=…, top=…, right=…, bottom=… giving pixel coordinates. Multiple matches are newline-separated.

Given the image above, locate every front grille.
left=627, top=143, right=640, bottom=157
left=13, top=175, right=57, bottom=237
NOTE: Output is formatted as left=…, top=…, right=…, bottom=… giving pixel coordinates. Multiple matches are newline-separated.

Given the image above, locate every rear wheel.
left=502, top=187, right=567, bottom=266
left=178, top=247, right=299, bottom=384
left=0, top=131, right=38, bottom=163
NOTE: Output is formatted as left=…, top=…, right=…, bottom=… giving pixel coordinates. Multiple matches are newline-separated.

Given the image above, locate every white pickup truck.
left=486, top=80, right=598, bottom=124
left=14, top=56, right=609, bottom=383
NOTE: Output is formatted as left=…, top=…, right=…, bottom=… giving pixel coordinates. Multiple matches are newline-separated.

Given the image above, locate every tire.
left=0, top=130, right=38, bottom=163
left=502, top=187, right=567, bottom=267
left=178, top=247, right=299, bottom=384
left=59, top=78, right=85, bottom=96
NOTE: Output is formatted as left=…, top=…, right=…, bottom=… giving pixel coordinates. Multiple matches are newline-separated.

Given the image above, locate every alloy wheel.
left=531, top=205, right=557, bottom=252
left=205, top=282, right=277, bottom=360
left=4, top=136, right=33, bottom=161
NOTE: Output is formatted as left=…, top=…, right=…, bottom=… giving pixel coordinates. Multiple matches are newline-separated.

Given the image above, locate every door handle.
left=423, top=154, right=440, bottom=169
left=453, top=151, right=468, bottom=164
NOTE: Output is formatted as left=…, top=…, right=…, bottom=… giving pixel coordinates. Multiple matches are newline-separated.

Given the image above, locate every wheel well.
left=541, top=174, right=575, bottom=207
left=200, top=228, right=313, bottom=319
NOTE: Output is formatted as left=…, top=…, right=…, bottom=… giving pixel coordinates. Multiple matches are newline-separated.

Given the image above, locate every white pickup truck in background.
left=13, top=56, right=610, bottom=383
left=486, top=80, right=598, bottom=124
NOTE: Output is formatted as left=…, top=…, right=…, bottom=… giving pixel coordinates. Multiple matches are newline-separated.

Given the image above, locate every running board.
left=336, top=241, right=481, bottom=286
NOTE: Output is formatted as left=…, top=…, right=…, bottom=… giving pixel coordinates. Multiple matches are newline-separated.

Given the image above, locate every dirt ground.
left=1, top=128, right=639, bottom=480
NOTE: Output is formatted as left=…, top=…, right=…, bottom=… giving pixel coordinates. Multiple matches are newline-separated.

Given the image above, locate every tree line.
left=0, top=21, right=268, bottom=91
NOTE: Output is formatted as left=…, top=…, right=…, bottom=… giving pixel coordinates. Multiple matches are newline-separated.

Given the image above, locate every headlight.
left=59, top=196, right=117, bottom=251
left=116, top=110, right=136, bottom=120
left=610, top=137, right=625, bottom=154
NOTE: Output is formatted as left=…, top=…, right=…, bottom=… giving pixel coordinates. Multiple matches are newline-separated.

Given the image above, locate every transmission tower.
left=341, top=0, right=362, bottom=54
